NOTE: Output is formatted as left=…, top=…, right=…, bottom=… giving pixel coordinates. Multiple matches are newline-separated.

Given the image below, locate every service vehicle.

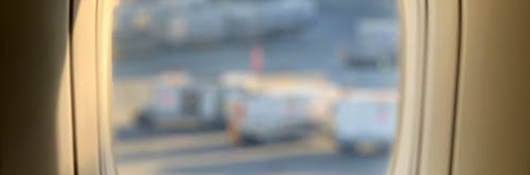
left=224, top=73, right=338, bottom=145
left=334, top=90, right=398, bottom=155
left=136, top=73, right=225, bottom=130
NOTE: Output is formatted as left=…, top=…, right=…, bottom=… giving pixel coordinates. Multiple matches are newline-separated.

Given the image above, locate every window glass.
left=112, top=0, right=399, bottom=174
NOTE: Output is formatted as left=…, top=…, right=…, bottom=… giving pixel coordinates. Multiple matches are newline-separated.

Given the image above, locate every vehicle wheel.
left=208, top=118, right=226, bottom=130
left=336, top=141, right=354, bottom=154
left=136, top=111, right=154, bottom=131
left=352, top=141, right=382, bottom=157
left=239, top=135, right=260, bottom=146
left=336, top=140, right=380, bottom=156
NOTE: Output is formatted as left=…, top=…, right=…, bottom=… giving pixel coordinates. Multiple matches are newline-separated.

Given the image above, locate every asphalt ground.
left=114, top=128, right=390, bottom=175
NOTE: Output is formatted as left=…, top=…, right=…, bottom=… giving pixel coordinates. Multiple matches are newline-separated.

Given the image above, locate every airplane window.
left=111, top=0, right=399, bottom=174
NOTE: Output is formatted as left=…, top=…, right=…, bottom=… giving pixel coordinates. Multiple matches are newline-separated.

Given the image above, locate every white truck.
left=334, top=90, right=398, bottom=155
left=228, top=93, right=316, bottom=145
left=222, top=72, right=337, bottom=145
left=136, top=74, right=224, bottom=130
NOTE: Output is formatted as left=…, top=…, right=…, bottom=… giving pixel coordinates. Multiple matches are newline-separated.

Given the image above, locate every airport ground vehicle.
left=227, top=93, right=317, bottom=145
left=334, top=90, right=397, bottom=155
left=135, top=74, right=225, bottom=130
left=222, top=73, right=338, bottom=145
